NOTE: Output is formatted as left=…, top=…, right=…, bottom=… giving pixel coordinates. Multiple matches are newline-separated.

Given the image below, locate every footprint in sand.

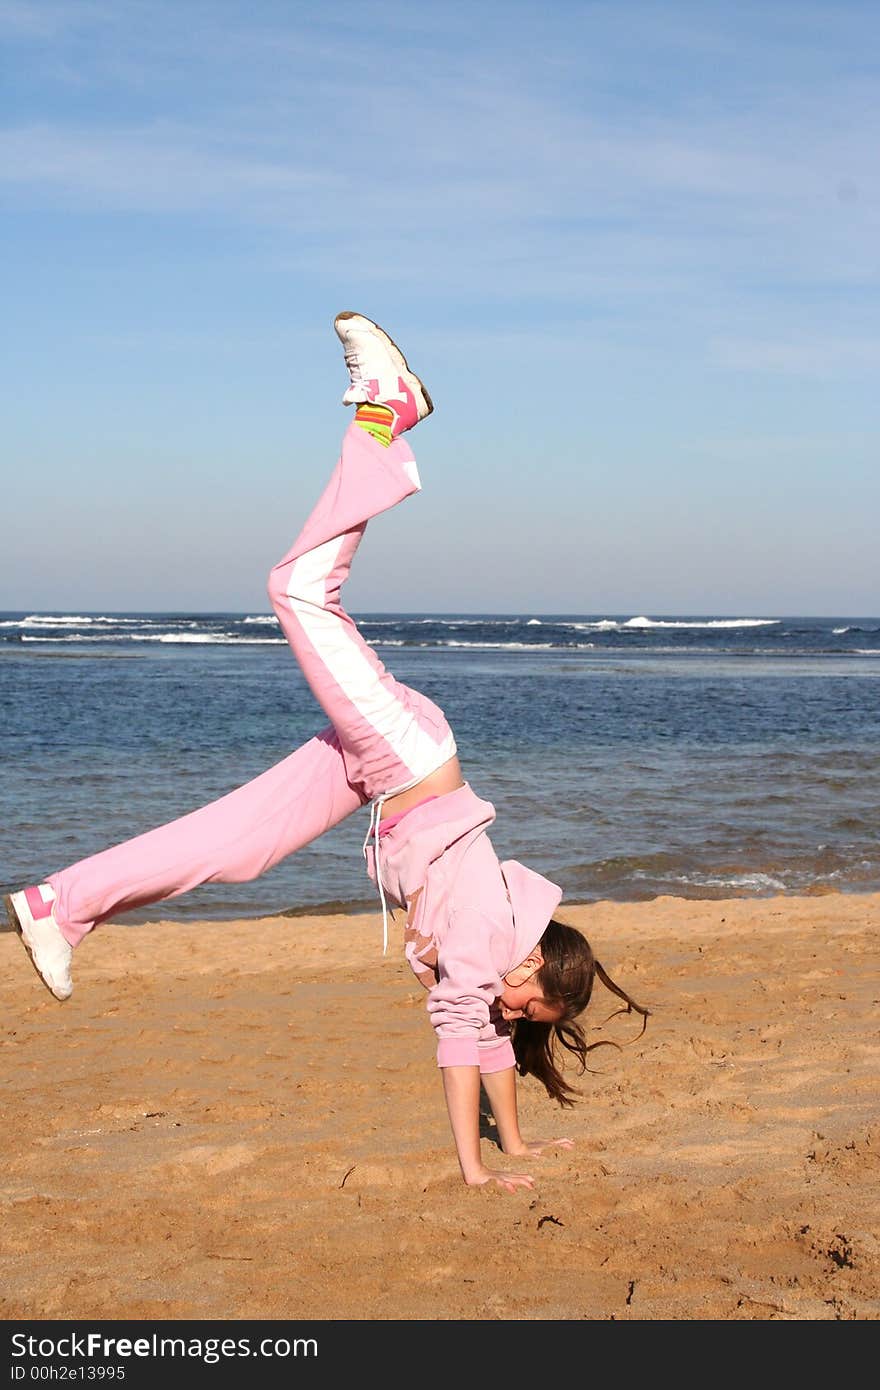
left=167, top=1143, right=259, bottom=1175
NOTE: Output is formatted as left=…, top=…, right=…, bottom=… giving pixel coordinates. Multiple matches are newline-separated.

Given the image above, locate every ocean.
left=2, top=610, right=879, bottom=923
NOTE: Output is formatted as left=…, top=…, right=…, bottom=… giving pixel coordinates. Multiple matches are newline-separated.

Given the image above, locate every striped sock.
left=354, top=403, right=394, bottom=447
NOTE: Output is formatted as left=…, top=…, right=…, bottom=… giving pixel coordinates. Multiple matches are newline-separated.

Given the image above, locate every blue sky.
left=2, top=0, right=877, bottom=614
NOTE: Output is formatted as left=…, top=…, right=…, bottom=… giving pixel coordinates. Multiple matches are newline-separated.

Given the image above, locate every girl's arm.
left=480, top=1066, right=574, bottom=1158
left=441, top=1066, right=534, bottom=1191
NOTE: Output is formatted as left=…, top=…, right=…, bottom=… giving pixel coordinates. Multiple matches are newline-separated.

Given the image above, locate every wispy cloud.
left=0, top=123, right=334, bottom=211
left=711, top=336, right=880, bottom=377
left=0, top=0, right=109, bottom=36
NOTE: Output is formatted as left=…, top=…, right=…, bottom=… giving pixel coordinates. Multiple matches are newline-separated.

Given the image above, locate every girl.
left=6, top=313, right=648, bottom=1192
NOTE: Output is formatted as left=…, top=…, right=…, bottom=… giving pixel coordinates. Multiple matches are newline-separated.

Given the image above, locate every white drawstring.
left=362, top=794, right=391, bottom=955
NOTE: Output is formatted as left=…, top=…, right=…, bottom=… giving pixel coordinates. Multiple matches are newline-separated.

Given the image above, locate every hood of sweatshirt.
left=498, top=857, right=564, bottom=972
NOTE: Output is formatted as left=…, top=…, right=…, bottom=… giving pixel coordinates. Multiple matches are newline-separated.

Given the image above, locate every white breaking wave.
left=12, top=614, right=184, bottom=630
left=414, top=617, right=522, bottom=626
left=691, top=871, right=788, bottom=891
left=623, top=616, right=779, bottom=629
left=855, top=649, right=880, bottom=656
left=243, top=615, right=278, bottom=625
left=515, top=619, right=620, bottom=632
left=833, top=626, right=851, bottom=635
left=20, top=614, right=97, bottom=625
left=22, top=633, right=285, bottom=645
left=534, top=616, right=779, bottom=632
left=442, top=640, right=557, bottom=649
left=428, top=639, right=593, bottom=650
left=635, top=869, right=788, bottom=891
left=22, top=634, right=153, bottom=644
left=368, top=638, right=595, bottom=650
left=17, top=614, right=143, bottom=627
left=131, top=633, right=285, bottom=644
left=526, top=618, right=542, bottom=626
left=371, top=639, right=597, bottom=650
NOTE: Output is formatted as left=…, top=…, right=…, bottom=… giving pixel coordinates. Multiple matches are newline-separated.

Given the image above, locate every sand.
left=1, top=892, right=878, bottom=1321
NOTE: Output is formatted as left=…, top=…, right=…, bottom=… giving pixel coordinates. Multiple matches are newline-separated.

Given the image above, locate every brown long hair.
left=510, top=918, right=650, bottom=1106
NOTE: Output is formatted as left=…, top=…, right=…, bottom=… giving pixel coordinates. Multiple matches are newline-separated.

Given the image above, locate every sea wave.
left=17, top=614, right=143, bottom=627
left=366, top=638, right=552, bottom=649
left=444, top=640, right=555, bottom=649
left=545, top=619, right=622, bottom=631
left=634, top=869, right=788, bottom=891
left=436, top=639, right=595, bottom=650
left=412, top=617, right=523, bottom=626
left=367, top=638, right=595, bottom=651
left=12, top=615, right=199, bottom=630
left=622, top=616, right=779, bottom=629
left=21, top=635, right=140, bottom=644
left=131, top=634, right=285, bottom=645
left=22, top=633, right=286, bottom=645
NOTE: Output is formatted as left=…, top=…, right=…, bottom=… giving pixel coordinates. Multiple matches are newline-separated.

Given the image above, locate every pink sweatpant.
left=49, top=424, right=457, bottom=947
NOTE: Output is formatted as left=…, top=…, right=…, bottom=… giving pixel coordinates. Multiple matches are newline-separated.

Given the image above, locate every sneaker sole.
left=4, top=892, right=70, bottom=1001
left=334, top=311, right=434, bottom=417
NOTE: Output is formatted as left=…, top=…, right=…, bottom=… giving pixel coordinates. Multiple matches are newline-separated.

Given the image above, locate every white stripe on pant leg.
left=285, top=538, right=455, bottom=783
left=400, top=457, right=421, bottom=490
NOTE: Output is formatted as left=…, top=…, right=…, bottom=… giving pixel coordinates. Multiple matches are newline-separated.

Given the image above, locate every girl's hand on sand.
left=465, top=1167, right=535, bottom=1193
left=505, top=1138, right=574, bottom=1157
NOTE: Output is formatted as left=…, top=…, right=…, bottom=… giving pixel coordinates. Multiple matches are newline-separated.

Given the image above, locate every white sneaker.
left=334, top=311, right=433, bottom=436
left=5, top=885, right=73, bottom=1000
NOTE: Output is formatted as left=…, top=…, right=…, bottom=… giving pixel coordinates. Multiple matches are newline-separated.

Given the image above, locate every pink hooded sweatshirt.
left=363, top=784, right=563, bottom=1073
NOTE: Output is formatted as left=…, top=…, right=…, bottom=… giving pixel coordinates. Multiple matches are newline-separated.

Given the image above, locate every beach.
left=1, top=891, right=877, bottom=1322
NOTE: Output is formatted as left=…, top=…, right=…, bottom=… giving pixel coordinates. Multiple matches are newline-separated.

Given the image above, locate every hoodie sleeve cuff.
left=436, top=1038, right=481, bottom=1068
left=478, top=1039, right=516, bottom=1074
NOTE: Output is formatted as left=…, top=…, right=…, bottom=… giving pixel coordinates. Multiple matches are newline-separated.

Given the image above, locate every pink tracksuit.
left=48, top=424, right=562, bottom=1068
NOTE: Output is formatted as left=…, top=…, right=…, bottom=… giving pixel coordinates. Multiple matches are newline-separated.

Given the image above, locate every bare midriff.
left=379, top=754, right=465, bottom=823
